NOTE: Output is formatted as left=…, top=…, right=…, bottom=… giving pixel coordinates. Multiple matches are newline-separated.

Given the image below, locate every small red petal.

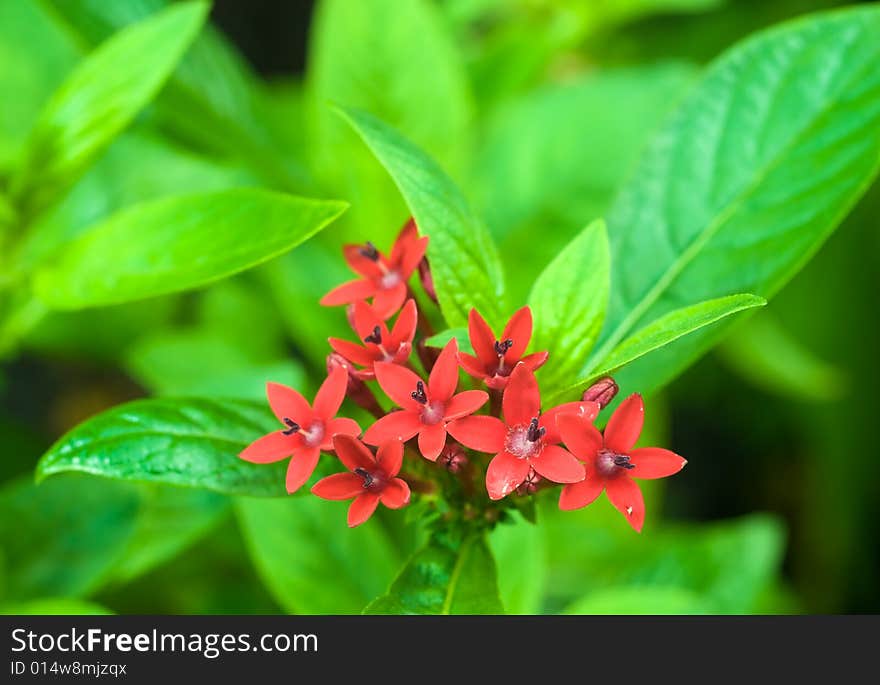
left=502, top=363, right=541, bottom=426
left=239, top=432, right=297, bottom=463
left=374, top=362, right=424, bottom=411
left=380, top=478, right=411, bottom=509
left=417, top=423, right=447, bottom=461
left=311, top=472, right=364, bottom=500
left=313, top=365, right=348, bottom=419
left=371, top=282, right=408, bottom=319
left=629, top=447, right=687, bottom=479
left=389, top=218, right=419, bottom=266
left=321, top=417, right=362, bottom=450
left=485, top=451, right=532, bottom=500
left=328, top=338, right=377, bottom=367
left=468, top=308, right=497, bottom=366
left=286, top=447, right=320, bottom=493
left=351, top=300, right=388, bottom=340
left=266, top=382, right=313, bottom=426
left=399, top=236, right=429, bottom=279
left=363, top=411, right=421, bottom=446
left=446, top=415, right=506, bottom=453
left=320, top=278, right=377, bottom=306
left=348, top=493, right=380, bottom=527
left=556, top=413, right=604, bottom=463
left=605, top=477, right=646, bottom=532
left=501, top=306, right=533, bottom=363
left=428, top=338, right=459, bottom=401
left=444, top=390, right=488, bottom=420
left=333, top=434, right=375, bottom=472
left=529, top=445, right=585, bottom=484
left=559, top=476, right=605, bottom=511
left=520, top=350, right=549, bottom=372
left=343, top=244, right=385, bottom=279
left=376, top=437, right=405, bottom=476
left=390, top=299, right=418, bottom=346
left=605, top=393, right=644, bottom=454
left=458, top=352, right=487, bottom=379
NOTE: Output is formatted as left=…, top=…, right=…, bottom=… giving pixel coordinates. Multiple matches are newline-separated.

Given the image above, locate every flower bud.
left=439, top=442, right=468, bottom=474
left=418, top=257, right=438, bottom=304
left=582, top=376, right=619, bottom=410
left=345, top=304, right=358, bottom=332
left=516, top=468, right=542, bottom=496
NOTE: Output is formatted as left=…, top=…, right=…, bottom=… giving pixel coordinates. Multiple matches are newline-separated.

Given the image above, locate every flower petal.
left=428, top=338, right=459, bottom=401
left=485, top=451, right=532, bottom=500
left=389, top=218, right=418, bottom=266
left=444, top=390, right=488, bottom=420
left=605, top=477, right=646, bottom=533
left=322, top=417, right=362, bottom=450
left=286, top=447, right=321, bottom=494
left=328, top=338, right=376, bottom=367
left=374, top=362, right=424, bottom=411
left=555, top=413, right=604, bottom=462
left=530, top=445, right=586, bottom=484
left=313, top=365, right=349, bottom=419
left=371, top=282, right=408, bottom=319
left=311, top=472, right=364, bottom=500
left=559, top=476, right=605, bottom=511
left=541, top=401, right=599, bottom=444
left=266, top=382, right=313, bottom=426
left=390, top=299, right=418, bottom=346
left=502, top=363, right=541, bottom=426
left=468, top=308, right=498, bottom=366
left=417, top=423, right=447, bottom=461
left=351, top=299, right=388, bottom=340
left=343, top=244, right=385, bottom=279
left=320, top=278, right=377, bottom=306
left=239, top=432, right=297, bottom=463
left=629, top=447, right=687, bottom=479
left=604, top=393, right=644, bottom=453
left=520, top=350, right=549, bottom=372
left=392, top=220, right=429, bottom=278
left=363, top=410, right=422, bottom=446
left=376, top=437, right=405, bottom=476
left=380, top=478, right=411, bottom=509
left=501, top=306, right=533, bottom=363
left=348, top=492, right=380, bottom=527
left=446, top=415, right=506, bottom=453
left=458, top=352, right=487, bottom=379
left=332, top=434, right=375, bottom=471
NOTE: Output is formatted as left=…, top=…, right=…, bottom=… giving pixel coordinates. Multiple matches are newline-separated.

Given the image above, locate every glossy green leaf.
left=424, top=328, right=473, bottom=355
left=529, top=219, right=609, bottom=393
left=338, top=106, right=506, bottom=329
left=0, top=598, right=113, bottom=615
left=588, top=7, right=880, bottom=393
left=564, top=586, right=711, bottom=615
left=32, top=188, right=346, bottom=309
left=489, top=514, right=546, bottom=614
left=36, top=397, right=292, bottom=497
left=235, top=497, right=399, bottom=614
left=10, top=2, right=209, bottom=214
left=309, top=0, right=472, bottom=239
left=365, top=532, right=504, bottom=614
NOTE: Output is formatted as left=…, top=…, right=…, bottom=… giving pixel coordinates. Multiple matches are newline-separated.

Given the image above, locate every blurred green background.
left=0, top=0, right=878, bottom=614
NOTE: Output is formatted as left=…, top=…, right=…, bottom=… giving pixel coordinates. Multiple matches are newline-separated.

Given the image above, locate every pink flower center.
left=505, top=418, right=545, bottom=460
left=420, top=400, right=446, bottom=425
left=596, top=448, right=634, bottom=478
left=300, top=420, right=325, bottom=448
left=379, top=270, right=402, bottom=290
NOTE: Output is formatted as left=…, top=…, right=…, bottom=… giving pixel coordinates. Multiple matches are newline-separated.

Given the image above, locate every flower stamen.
left=358, top=241, right=379, bottom=261
left=494, top=338, right=513, bottom=357
left=281, top=417, right=300, bottom=436
left=526, top=417, right=545, bottom=442
left=353, top=467, right=374, bottom=488
left=613, top=455, right=635, bottom=470
left=363, top=326, right=382, bottom=344
left=411, top=380, right=428, bottom=405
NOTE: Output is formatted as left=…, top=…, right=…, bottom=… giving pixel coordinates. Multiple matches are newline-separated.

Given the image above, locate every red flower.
left=328, top=299, right=416, bottom=379
left=448, top=363, right=598, bottom=500
left=363, top=339, right=488, bottom=461
left=320, top=219, right=428, bottom=319
left=557, top=394, right=687, bottom=532
left=459, top=307, right=548, bottom=390
left=311, top=435, right=410, bottom=527
left=239, top=366, right=361, bottom=493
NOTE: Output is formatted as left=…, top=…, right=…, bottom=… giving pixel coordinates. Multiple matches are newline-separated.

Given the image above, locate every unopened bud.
left=582, top=376, right=619, bottom=410
left=418, top=257, right=438, bottom=304
left=345, top=304, right=357, bottom=332
left=516, top=468, right=542, bottom=496
left=439, top=442, right=468, bottom=474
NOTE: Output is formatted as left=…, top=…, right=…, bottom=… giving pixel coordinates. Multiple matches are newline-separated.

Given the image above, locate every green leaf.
left=32, top=188, right=346, bottom=309
left=529, top=219, right=609, bottom=394
left=308, top=0, right=472, bottom=240
left=36, top=397, right=293, bottom=497
left=424, top=327, right=473, bottom=355
left=338, top=106, right=506, bottom=329
left=235, top=497, right=400, bottom=614
left=564, top=586, right=711, bottom=615
left=489, top=514, right=546, bottom=614
left=10, top=2, right=209, bottom=214
left=365, top=532, right=504, bottom=614
left=0, top=598, right=113, bottom=615
left=0, top=474, right=139, bottom=600
left=589, top=7, right=880, bottom=393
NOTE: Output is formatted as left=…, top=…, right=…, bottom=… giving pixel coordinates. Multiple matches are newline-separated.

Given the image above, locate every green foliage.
left=10, top=2, right=209, bottom=214
left=236, top=497, right=400, bottom=614
left=36, top=398, right=291, bottom=496
left=489, top=514, right=547, bottom=614
left=32, top=189, right=346, bottom=309
left=1, top=598, right=113, bottom=615
left=338, top=107, right=506, bottom=329
left=365, top=532, right=504, bottom=614
left=424, top=328, right=473, bottom=355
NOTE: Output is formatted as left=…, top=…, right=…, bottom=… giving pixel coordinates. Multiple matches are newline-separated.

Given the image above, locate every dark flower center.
left=353, top=466, right=385, bottom=492
left=364, top=326, right=382, bottom=344
left=411, top=381, right=427, bottom=405
left=494, top=338, right=513, bottom=357
left=359, top=242, right=380, bottom=261
left=526, top=417, right=545, bottom=442
left=597, top=448, right=634, bottom=477
left=281, top=417, right=300, bottom=436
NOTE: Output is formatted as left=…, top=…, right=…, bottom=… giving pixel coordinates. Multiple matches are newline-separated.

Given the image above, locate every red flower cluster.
left=240, top=220, right=686, bottom=530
